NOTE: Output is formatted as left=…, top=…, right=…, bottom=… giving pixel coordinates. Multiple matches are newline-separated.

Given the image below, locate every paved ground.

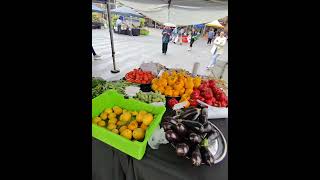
left=92, top=28, right=228, bottom=82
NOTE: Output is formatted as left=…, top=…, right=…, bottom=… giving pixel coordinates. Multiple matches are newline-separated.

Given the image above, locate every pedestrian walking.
left=92, top=46, right=101, bottom=60
left=207, top=28, right=215, bottom=45
left=178, top=27, right=185, bottom=45
left=171, top=27, right=178, bottom=44
left=207, top=31, right=227, bottom=68
left=162, top=26, right=171, bottom=54
left=188, top=28, right=197, bottom=51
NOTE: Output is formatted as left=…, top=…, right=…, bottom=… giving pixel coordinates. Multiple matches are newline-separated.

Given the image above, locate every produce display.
left=92, top=77, right=107, bottom=99
left=133, top=91, right=166, bottom=104
left=151, top=70, right=202, bottom=99
left=162, top=107, right=219, bottom=167
left=125, top=69, right=155, bottom=84
left=92, top=78, right=138, bottom=98
left=93, top=64, right=228, bottom=165
left=92, top=106, right=155, bottom=141
left=189, top=80, right=228, bottom=107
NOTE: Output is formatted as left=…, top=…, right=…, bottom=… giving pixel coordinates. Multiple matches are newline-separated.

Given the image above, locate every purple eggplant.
left=200, top=146, right=215, bottom=166
left=198, top=108, right=208, bottom=124
left=162, top=122, right=173, bottom=131
left=176, top=143, right=190, bottom=157
left=189, top=133, right=202, bottom=144
left=201, top=122, right=214, bottom=133
left=165, top=130, right=180, bottom=143
left=179, top=119, right=204, bottom=134
left=191, top=146, right=202, bottom=166
left=174, top=122, right=188, bottom=136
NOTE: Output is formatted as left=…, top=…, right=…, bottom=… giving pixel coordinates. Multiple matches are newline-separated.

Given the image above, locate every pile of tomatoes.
left=125, top=69, right=155, bottom=84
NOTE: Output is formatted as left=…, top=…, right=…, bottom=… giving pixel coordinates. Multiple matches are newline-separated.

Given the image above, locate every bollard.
left=192, top=62, right=200, bottom=76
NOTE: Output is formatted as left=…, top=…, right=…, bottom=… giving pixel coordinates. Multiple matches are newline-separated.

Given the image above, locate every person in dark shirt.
left=188, top=28, right=197, bottom=51
left=162, top=26, right=171, bottom=54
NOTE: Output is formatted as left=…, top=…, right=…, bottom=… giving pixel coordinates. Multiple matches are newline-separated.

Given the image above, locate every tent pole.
left=106, top=1, right=119, bottom=73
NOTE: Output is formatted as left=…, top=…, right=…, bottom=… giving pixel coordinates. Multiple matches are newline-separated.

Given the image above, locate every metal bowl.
left=171, top=121, right=227, bottom=165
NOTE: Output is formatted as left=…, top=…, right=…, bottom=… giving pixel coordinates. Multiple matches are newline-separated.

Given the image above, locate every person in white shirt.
left=207, top=31, right=227, bottom=68
left=116, top=18, right=122, bottom=33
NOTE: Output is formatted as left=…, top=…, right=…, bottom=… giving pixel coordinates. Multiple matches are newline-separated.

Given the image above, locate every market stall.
left=92, top=63, right=228, bottom=180
left=111, top=6, right=144, bottom=36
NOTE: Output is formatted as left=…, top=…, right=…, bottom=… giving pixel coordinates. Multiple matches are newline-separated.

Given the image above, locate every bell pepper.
left=168, top=98, right=179, bottom=108
left=189, top=99, right=198, bottom=107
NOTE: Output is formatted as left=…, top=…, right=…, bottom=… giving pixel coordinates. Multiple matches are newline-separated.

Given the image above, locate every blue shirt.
left=208, top=31, right=214, bottom=39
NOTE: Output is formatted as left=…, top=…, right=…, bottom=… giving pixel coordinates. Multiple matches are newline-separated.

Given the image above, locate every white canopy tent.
left=118, top=0, right=228, bottom=26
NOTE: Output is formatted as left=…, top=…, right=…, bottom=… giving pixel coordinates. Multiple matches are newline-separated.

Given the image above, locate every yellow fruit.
left=108, top=113, right=117, bottom=119
left=120, top=129, right=132, bottom=140
left=100, top=112, right=108, bottom=120
left=119, top=126, right=128, bottom=133
left=162, top=71, right=169, bottom=78
left=128, top=121, right=138, bottom=131
left=181, top=94, right=190, bottom=100
left=92, top=117, right=102, bottom=124
left=151, top=84, right=158, bottom=91
left=140, top=123, right=148, bottom=131
left=131, top=111, right=138, bottom=116
left=185, top=80, right=194, bottom=89
left=179, top=88, right=186, bottom=96
left=133, top=128, right=145, bottom=140
left=112, top=129, right=119, bottom=134
left=113, top=106, right=123, bottom=115
left=136, top=113, right=144, bottom=123
left=158, top=87, right=166, bottom=94
left=108, top=117, right=118, bottom=124
left=152, top=78, right=158, bottom=84
left=140, top=110, right=147, bottom=115
left=173, top=90, right=180, bottom=97
left=107, top=123, right=117, bottom=130
left=165, top=86, right=173, bottom=91
left=104, top=108, right=113, bottom=114
left=185, top=88, right=193, bottom=95
left=117, top=120, right=127, bottom=126
left=97, top=120, right=106, bottom=127
left=159, top=79, right=168, bottom=87
left=142, top=113, right=154, bottom=126
left=164, top=89, right=173, bottom=97
left=120, top=112, right=131, bottom=122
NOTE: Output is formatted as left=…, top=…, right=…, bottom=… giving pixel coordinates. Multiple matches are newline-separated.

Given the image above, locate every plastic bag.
left=148, top=125, right=169, bottom=149
left=197, top=100, right=228, bottom=119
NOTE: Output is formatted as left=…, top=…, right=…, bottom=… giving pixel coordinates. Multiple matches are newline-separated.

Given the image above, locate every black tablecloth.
left=92, top=118, right=228, bottom=180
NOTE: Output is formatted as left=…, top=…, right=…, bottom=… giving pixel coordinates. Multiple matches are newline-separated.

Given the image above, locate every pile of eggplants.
left=162, top=107, right=219, bottom=167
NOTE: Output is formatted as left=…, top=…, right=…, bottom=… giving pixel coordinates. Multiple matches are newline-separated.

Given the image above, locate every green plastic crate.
left=92, top=90, right=166, bottom=160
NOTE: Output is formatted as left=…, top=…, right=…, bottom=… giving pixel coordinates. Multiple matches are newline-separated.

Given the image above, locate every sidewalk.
left=92, top=28, right=228, bottom=82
